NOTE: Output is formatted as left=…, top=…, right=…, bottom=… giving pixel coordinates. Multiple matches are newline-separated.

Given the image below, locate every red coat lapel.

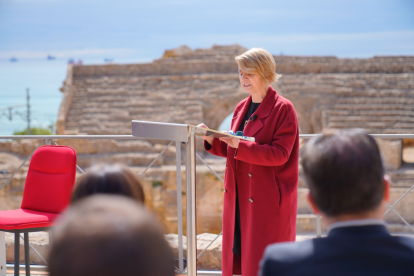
left=244, top=86, right=279, bottom=138
left=231, top=96, right=251, bottom=133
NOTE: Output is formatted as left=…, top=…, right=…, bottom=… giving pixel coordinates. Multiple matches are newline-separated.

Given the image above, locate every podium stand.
left=132, top=121, right=197, bottom=276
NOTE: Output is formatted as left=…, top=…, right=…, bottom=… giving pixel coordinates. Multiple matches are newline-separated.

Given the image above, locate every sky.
left=0, top=0, right=413, bottom=135
left=0, top=0, right=413, bottom=62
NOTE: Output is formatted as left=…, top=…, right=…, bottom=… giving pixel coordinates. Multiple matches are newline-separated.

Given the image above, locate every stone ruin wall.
left=58, top=45, right=414, bottom=137
left=1, top=45, right=414, bottom=236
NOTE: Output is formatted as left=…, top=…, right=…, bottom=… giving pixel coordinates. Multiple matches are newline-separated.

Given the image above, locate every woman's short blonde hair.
left=235, top=48, right=281, bottom=83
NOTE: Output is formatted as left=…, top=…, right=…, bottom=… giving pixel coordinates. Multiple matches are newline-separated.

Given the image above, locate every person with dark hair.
left=71, top=164, right=145, bottom=204
left=48, top=195, right=175, bottom=276
left=260, top=129, right=414, bottom=276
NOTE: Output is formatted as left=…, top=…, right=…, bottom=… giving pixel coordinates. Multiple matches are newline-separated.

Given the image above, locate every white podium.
left=132, top=121, right=197, bottom=276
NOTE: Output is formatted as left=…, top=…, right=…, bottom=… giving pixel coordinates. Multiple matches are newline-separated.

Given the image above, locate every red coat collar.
left=232, top=86, right=279, bottom=137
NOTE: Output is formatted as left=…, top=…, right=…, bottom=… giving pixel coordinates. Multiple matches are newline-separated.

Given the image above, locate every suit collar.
left=232, top=86, right=279, bottom=137
left=328, top=224, right=390, bottom=238
left=328, top=219, right=385, bottom=232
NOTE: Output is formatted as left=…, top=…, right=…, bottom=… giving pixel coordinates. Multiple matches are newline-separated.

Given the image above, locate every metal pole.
left=14, top=233, right=19, bottom=276
left=26, top=88, right=31, bottom=135
left=0, top=232, right=5, bottom=276
left=45, top=139, right=51, bottom=145
left=175, top=141, right=184, bottom=273
left=186, top=130, right=197, bottom=276
left=24, top=233, right=30, bottom=276
left=316, top=215, right=322, bottom=238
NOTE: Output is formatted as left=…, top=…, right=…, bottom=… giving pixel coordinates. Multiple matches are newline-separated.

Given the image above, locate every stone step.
left=338, top=97, right=414, bottom=105
left=327, top=115, right=414, bottom=123
left=333, top=90, right=414, bottom=97
left=324, top=122, right=414, bottom=132
left=279, top=79, right=414, bottom=88
left=67, top=102, right=201, bottom=110
left=323, top=119, right=414, bottom=132
left=332, top=104, right=414, bottom=111
left=76, top=152, right=165, bottom=168
left=67, top=100, right=203, bottom=110
left=279, top=75, right=414, bottom=84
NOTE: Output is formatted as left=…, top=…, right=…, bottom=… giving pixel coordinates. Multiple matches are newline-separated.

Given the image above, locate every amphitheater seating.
left=277, top=73, right=414, bottom=134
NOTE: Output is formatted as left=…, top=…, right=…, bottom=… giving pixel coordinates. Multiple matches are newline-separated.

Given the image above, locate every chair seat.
left=0, top=208, right=60, bottom=230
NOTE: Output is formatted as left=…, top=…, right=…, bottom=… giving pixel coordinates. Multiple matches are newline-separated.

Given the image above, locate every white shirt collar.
left=328, top=219, right=385, bottom=234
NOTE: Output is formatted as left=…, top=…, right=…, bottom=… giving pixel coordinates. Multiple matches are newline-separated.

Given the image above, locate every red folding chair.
left=0, top=145, right=77, bottom=276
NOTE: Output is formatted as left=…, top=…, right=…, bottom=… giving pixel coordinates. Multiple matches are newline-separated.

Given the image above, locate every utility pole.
left=26, top=88, right=31, bottom=135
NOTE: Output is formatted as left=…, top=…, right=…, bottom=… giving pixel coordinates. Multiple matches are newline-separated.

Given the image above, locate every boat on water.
left=47, top=55, right=56, bottom=60
left=10, top=57, right=18, bottom=62
left=104, top=58, right=113, bottom=63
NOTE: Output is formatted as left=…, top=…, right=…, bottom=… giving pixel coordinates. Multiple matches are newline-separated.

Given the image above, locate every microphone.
left=252, top=115, right=257, bottom=121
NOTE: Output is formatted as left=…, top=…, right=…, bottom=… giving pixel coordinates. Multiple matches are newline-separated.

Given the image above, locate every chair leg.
left=14, top=232, right=19, bottom=276
left=24, top=233, right=30, bottom=276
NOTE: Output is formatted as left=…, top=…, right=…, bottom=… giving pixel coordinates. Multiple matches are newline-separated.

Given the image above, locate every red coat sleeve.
left=235, top=103, right=298, bottom=166
left=204, top=138, right=228, bottom=158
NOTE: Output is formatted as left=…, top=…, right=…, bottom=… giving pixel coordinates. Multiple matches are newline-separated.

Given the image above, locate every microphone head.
left=252, top=114, right=258, bottom=121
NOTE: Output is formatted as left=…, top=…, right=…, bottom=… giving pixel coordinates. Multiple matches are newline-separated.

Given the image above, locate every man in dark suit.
left=260, top=129, right=414, bottom=276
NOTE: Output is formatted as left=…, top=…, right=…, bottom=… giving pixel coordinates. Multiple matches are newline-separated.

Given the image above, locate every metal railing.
left=0, top=131, right=413, bottom=276
left=0, top=130, right=191, bottom=275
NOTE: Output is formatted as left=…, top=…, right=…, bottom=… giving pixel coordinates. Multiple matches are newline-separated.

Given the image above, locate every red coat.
left=205, top=86, right=299, bottom=276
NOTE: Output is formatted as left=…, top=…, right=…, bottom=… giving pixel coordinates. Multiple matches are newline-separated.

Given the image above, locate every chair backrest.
left=21, top=145, right=77, bottom=213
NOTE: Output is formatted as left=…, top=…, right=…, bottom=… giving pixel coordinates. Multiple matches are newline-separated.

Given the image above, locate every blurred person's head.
left=72, top=164, right=145, bottom=204
left=235, top=48, right=280, bottom=95
left=301, top=129, right=390, bottom=223
left=48, top=195, right=174, bottom=276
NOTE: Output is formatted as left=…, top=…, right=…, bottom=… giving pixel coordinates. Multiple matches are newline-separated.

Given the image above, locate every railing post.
left=0, top=232, right=5, bottom=276
left=186, top=130, right=197, bottom=276
left=45, top=139, right=51, bottom=145
left=316, top=215, right=322, bottom=238
left=175, top=141, right=184, bottom=273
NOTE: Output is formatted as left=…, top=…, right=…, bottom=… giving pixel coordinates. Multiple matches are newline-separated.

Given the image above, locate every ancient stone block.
left=377, top=139, right=402, bottom=170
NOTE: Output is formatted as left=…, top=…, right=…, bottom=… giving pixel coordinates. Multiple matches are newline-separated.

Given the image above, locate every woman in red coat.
left=199, top=48, right=299, bottom=276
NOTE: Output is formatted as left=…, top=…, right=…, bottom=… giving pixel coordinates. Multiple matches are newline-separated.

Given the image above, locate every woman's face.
left=238, top=68, right=266, bottom=94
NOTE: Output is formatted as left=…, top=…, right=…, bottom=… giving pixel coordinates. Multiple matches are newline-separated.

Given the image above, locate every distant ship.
left=104, top=58, right=113, bottom=63
left=68, top=58, right=83, bottom=65
left=47, top=55, right=56, bottom=60
left=10, top=57, right=18, bottom=62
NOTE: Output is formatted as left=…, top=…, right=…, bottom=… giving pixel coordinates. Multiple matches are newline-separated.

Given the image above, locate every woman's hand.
left=197, top=123, right=214, bottom=145
left=219, top=137, right=239, bottom=149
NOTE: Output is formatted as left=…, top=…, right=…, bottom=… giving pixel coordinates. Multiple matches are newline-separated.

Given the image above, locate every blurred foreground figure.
left=71, top=164, right=145, bottom=204
left=260, top=129, right=414, bottom=276
left=48, top=195, right=174, bottom=276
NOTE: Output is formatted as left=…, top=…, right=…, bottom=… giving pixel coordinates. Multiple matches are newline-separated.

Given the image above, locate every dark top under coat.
left=233, top=101, right=261, bottom=257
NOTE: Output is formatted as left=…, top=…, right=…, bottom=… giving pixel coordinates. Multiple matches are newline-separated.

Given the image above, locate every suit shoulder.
left=395, top=236, right=414, bottom=251
left=263, top=239, right=314, bottom=263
